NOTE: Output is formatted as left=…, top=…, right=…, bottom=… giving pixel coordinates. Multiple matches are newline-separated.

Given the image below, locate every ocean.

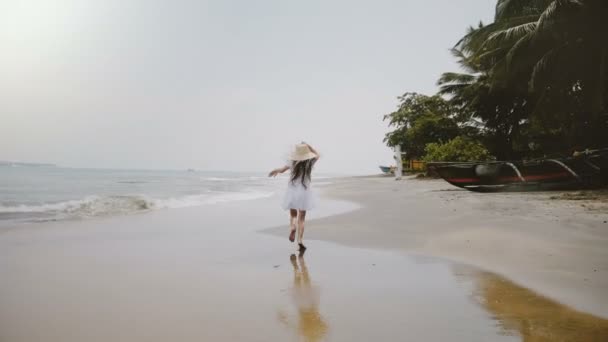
left=0, top=166, right=296, bottom=227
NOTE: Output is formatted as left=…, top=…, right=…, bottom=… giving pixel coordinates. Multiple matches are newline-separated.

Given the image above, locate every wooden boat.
left=427, top=149, right=608, bottom=192
left=379, top=165, right=394, bottom=174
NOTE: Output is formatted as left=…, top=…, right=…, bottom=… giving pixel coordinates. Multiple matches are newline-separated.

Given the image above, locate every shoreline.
left=1, top=180, right=607, bottom=340
left=265, top=175, right=608, bottom=318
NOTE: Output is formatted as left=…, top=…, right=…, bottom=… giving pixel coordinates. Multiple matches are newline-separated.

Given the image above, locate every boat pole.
left=394, top=145, right=403, bottom=180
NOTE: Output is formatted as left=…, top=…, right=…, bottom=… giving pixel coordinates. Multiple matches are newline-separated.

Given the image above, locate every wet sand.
left=471, top=270, right=608, bottom=341
left=267, top=176, right=608, bottom=320
left=1, top=179, right=607, bottom=341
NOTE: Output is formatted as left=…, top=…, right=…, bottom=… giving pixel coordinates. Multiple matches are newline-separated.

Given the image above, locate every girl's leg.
left=289, top=209, right=297, bottom=242
left=297, top=210, right=306, bottom=245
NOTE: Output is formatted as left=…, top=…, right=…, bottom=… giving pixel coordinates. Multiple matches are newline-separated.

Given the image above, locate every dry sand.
left=267, top=175, right=608, bottom=319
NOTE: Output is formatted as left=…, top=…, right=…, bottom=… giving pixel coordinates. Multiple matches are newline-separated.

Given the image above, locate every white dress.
left=282, top=168, right=315, bottom=211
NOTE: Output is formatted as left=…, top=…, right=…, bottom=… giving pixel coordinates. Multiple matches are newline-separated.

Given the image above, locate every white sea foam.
left=202, top=176, right=269, bottom=182
left=0, top=191, right=273, bottom=220
left=151, top=191, right=273, bottom=209
left=0, top=167, right=278, bottom=226
left=0, top=196, right=152, bottom=222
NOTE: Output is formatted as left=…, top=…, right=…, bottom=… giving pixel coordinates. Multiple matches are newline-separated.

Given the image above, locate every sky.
left=0, top=0, right=495, bottom=174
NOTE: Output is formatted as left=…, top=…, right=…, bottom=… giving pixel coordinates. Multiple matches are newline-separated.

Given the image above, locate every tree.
left=384, top=1, right=608, bottom=161
left=438, top=48, right=532, bottom=159
left=423, top=136, right=493, bottom=162
left=404, top=112, right=461, bottom=159
left=454, top=0, right=608, bottom=151
left=383, top=93, right=465, bottom=159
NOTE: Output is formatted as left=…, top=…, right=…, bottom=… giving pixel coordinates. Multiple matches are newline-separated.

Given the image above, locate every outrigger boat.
left=379, top=165, right=395, bottom=174
left=427, top=148, right=608, bottom=192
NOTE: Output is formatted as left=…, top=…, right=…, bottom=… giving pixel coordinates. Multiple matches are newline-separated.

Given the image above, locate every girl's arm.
left=268, top=165, right=290, bottom=177
left=305, top=143, right=320, bottom=159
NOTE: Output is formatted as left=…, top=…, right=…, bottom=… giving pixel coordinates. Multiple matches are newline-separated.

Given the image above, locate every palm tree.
left=438, top=48, right=531, bottom=159
left=488, top=0, right=607, bottom=114
left=445, top=0, right=608, bottom=153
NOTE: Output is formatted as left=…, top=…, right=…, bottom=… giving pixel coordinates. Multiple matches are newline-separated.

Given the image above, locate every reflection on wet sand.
left=474, top=271, right=608, bottom=341
left=279, top=253, right=328, bottom=342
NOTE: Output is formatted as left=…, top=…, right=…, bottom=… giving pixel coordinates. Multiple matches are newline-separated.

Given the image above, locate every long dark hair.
left=290, top=158, right=316, bottom=189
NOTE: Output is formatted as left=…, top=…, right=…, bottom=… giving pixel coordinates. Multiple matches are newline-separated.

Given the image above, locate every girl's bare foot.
left=289, top=229, right=296, bottom=242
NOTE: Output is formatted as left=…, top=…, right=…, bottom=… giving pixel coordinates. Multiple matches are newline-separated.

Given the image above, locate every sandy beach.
left=1, top=176, right=608, bottom=341
left=268, top=176, right=608, bottom=319
left=4, top=0, right=607, bottom=340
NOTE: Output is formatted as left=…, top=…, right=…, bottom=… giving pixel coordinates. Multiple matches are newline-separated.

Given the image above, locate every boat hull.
left=379, top=166, right=393, bottom=174
left=427, top=150, right=608, bottom=192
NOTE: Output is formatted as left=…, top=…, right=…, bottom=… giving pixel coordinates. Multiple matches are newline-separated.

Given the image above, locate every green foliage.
left=383, top=93, right=472, bottom=158
left=385, top=1, right=608, bottom=160
left=423, top=136, right=493, bottom=162
left=404, top=113, right=461, bottom=158
left=436, top=0, right=608, bottom=158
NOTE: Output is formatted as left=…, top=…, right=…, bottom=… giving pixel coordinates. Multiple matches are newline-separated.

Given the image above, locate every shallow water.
left=467, top=269, right=608, bottom=341
left=0, top=197, right=606, bottom=341
left=277, top=244, right=608, bottom=342
left=0, top=166, right=286, bottom=226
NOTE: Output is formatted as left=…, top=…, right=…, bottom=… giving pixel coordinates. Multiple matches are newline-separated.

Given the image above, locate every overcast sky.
left=1, top=0, right=495, bottom=174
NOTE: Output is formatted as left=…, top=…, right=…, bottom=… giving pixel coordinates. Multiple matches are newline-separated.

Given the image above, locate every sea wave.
left=152, top=191, right=274, bottom=209
left=0, top=191, right=273, bottom=221
left=202, top=176, right=269, bottom=182
left=0, top=196, right=153, bottom=218
left=203, top=177, right=239, bottom=182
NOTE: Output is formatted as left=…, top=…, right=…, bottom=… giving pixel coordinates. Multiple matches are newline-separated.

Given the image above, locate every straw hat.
left=289, top=144, right=317, bottom=161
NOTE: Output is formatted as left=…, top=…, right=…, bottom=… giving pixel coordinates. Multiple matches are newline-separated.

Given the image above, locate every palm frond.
left=506, top=31, right=535, bottom=70
left=486, top=22, right=537, bottom=44
left=456, top=22, right=499, bottom=55
left=438, top=84, right=471, bottom=97
left=536, top=0, right=582, bottom=33
left=495, top=0, right=550, bottom=21
left=496, top=0, right=526, bottom=20
left=529, top=44, right=568, bottom=90
left=449, top=48, right=467, bottom=60
left=448, top=48, right=482, bottom=73
left=536, top=1, right=558, bottom=32
left=437, top=72, right=477, bottom=86
left=476, top=47, right=508, bottom=63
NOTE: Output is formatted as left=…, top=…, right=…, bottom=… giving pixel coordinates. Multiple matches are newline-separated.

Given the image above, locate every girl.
left=268, top=143, right=320, bottom=251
